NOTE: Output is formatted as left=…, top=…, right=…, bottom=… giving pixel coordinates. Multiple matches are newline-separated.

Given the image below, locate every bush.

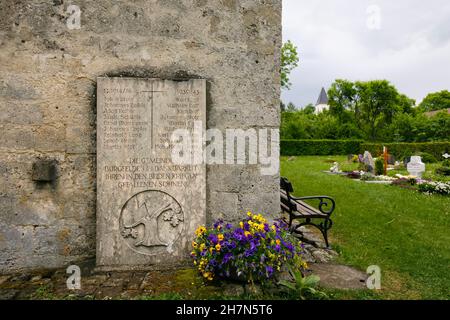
left=436, top=167, right=450, bottom=176
left=361, top=142, right=450, bottom=160
left=442, top=159, right=450, bottom=167
left=414, top=152, right=438, bottom=163
left=375, top=158, right=384, bottom=175
left=281, top=139, right=363, bottom=156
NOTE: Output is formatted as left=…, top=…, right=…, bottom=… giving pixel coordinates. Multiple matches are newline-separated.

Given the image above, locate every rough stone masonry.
left=0, top=0, right=281, bottom=273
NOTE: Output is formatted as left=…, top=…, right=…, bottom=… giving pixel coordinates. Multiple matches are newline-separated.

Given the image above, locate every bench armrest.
left=290, top=196, right=335, bottom=215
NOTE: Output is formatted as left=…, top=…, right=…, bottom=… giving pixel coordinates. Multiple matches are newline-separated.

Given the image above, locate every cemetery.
left=0, top=0, right=449, bottom=303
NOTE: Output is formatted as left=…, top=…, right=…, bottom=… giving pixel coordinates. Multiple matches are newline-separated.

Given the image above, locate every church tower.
left=315, top=87, right=330, bottom=114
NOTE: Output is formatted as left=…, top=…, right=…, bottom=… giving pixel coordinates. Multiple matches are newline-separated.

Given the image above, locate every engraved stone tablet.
left=96, top=77, right=206, bottom=269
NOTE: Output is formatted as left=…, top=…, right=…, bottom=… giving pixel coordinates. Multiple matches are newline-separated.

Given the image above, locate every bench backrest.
left=280, top=177, right=296, bottom=212
left=280, top=176, right=294, bottom=193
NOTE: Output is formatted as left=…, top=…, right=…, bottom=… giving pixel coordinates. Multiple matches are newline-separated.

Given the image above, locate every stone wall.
left=0, top=0, right=281, bottom=273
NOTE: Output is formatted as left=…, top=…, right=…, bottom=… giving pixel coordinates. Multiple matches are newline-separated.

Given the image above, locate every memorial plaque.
left=96, top=77, right=206, bottom=269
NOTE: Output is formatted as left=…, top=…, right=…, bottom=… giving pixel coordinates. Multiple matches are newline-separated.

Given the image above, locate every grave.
left=407, top=156, right=426, bottom=178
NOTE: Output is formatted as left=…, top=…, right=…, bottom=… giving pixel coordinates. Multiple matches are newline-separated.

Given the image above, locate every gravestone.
left=387, top=154, right=396, bottom=165
left=96, top=77, right=206, bottom=269
left=407, top=156, right=425, bottom=178
left=362, top=151, right=375, bottom=173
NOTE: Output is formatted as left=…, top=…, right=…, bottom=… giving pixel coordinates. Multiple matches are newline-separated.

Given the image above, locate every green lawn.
left=281, top=156, right=450, bottom=300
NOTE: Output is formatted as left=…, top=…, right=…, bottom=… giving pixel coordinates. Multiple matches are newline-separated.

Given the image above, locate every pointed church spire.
left=316, top=87, right=328, bottom=105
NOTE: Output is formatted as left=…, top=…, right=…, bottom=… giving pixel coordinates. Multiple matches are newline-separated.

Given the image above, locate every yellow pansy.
left=195, top=226, right=207, bottom=236
left=218, top=234, right=224, bottom=242
left=215, top=243, right=221, bottom=251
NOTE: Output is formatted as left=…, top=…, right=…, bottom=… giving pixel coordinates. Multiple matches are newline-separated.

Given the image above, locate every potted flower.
left=190, top=212, right=305, bottom=285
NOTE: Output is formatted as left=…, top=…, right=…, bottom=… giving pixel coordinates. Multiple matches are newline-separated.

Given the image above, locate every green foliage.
left=415, top=152, right=438, bottom=163
left=281, top=79, right=450, bottom=143
left=356, top=80, right=401, bottom=140
left=386, top=111, right=450, bottom=142
left=302, top=103, right=315, bottom=115
left=278, top=270, right=328, bottom=300
left=30, top=284, right=56, bottom=300
left=281, top=40, right=299, bottom=90
left=436, top=166, right=450, bottom=176
left=442, top=159, right=450, bottom=167
left=280, top=111, right=363, bottom=140
left=375, top=158, right=384, bottom=175
left=280, top=139, right=363, bottom=156
left=327, top=79, right=357, bottom=120
left=361, top=142, right=450, bottom=160
left=418, top=90, right=450, bottom=112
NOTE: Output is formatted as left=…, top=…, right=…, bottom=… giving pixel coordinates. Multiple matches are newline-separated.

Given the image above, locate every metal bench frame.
left=280, top=177, right=335, bottom=248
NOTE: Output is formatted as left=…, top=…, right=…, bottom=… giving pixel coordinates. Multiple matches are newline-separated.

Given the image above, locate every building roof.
left=316, top=87, right=328, bottom=105
left=423, top=108, right=450, bottom=117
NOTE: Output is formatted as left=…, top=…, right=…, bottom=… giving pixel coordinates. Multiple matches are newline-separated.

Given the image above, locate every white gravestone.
left=407, top=156, right=425, bottom=178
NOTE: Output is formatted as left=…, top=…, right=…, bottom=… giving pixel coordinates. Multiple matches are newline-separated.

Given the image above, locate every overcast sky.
left=281, top=0, right=450, bottom=108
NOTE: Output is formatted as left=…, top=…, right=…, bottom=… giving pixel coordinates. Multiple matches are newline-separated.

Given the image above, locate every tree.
left=356, top=80, right=400, bottom=141
left=281, top=40, right=299, bottom=90
left=302, top=103, right=315, bottom=115
left=418, top=90, right=450, bottom=112
left=397, top=93, right=416, bottom=115
left=286, top=102, right=297, bottom=112
left=327, top=79, right=357, bottom=122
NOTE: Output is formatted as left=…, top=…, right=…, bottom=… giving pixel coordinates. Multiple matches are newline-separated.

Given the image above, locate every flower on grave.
left=417, top=180, right=450, bottom=195
left=191, top=212, right=305, bottom=283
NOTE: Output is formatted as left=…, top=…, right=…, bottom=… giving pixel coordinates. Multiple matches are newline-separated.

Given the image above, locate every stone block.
left=32, top=159, right=57, bottom=182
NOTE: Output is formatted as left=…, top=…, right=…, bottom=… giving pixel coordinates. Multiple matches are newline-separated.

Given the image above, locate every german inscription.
left=96, top=77, right=206, bottom=268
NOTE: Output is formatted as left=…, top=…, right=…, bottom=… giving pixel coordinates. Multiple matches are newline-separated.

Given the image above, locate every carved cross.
left=140, top=82, right=165, bottom=151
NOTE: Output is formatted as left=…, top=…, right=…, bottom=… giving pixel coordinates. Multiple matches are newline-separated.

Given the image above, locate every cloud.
left=282, top=0, right=450, bottom=108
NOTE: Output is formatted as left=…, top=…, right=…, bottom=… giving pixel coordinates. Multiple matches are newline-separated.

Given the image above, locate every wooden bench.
left=280, top=177, right=335, bottom=248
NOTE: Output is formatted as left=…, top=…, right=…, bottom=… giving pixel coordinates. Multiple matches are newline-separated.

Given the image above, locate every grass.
left=281, top=156, right=450, bottom=300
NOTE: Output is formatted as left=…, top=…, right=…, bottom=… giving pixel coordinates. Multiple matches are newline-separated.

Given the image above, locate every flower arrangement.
left=417, top=181, right=450, bottom=196
left=190, top=212, right=304, bottom=283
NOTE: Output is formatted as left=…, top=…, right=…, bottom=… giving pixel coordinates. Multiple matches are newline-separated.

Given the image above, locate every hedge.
left=280, top=140, right=450, bottom=158
left=360, top=142, right=450, bottom=160
left=280, top=139, right=363, bottom=156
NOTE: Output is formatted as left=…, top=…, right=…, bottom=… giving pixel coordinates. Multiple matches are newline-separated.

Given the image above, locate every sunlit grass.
left=281, top=156, right=450, bottom=300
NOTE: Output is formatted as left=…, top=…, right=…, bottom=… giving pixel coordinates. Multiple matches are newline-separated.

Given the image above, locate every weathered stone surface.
left=96, top=78, right=206, bottom=269
left=306, top=263, right=368, bottom=290
left=0, top=0, right=281, bottom=274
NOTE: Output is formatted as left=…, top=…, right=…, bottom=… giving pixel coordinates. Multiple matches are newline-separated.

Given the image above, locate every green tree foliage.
left=281, top=40, right=299, bottom=90
left=356, top=80, right=400, bottom=140
left=302, top=103, right=315, bottom=115
left=286, top=102, right=297, bottom=112
left=327, top=79, right=357, bottom=120
left=280, top=79, right=450, bottom=143
left=418, top=90, right=450, bottom=112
